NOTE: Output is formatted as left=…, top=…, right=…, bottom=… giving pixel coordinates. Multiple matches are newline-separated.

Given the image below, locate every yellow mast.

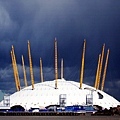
left=54, top=38, right=58, bottom=89
left=80, top=40, right=86, bottom=89
left=101, top=49, right=110, bottom=91
left=28, top=41, right=34, bottom=90
left=40, top=58, right=44, bottom=82
left=22, top=55, right=28, bottom=87
left=61, top=58, right=63, bottom=79
left=11, top=50, right=19, bottom=91
left=11, top=46, right=20, bottom=91
left=94, top=54, right=101, bottom=89
left=96, top=44, right=105, bottom=89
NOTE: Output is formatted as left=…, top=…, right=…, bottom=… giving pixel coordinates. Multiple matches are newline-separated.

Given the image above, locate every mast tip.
left=55, top=37, right=57, bottom=41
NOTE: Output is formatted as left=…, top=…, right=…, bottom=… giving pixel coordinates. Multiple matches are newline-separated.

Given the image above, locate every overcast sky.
left=0, top=0, right=120, bottom=101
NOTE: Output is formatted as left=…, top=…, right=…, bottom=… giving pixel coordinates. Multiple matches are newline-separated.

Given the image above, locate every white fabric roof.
left=0, top=79, right=119, bottom=110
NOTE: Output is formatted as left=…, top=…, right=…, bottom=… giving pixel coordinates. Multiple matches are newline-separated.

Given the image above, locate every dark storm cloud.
left=0, top=0, right=120, bottom=101
left=0, top=0, right=119, bottom=64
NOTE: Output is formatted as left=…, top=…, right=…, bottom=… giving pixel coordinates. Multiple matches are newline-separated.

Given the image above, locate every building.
left=0, top=79, right=119, bottom=110
left=0, top=40, right=119, bottom=111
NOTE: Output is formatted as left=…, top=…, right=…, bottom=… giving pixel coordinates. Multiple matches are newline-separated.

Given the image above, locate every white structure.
left=0, top=79, right=119, bottom=110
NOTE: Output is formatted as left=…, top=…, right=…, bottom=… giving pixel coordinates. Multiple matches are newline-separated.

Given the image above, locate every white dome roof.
left=0, top=79, right=119, bottom=110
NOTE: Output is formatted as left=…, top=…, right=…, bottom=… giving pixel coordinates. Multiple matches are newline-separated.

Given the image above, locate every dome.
left=1, top=78, right=119, bottom=110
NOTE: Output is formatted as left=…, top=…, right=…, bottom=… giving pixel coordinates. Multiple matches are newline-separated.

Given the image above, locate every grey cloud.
left=0, top=4, right=18, bottom=39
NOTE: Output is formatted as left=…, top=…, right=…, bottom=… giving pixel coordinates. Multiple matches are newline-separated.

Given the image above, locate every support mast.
left=61, top=58, right=63, bottom=79
left=96, top=44, right=105, bottom=89
left=11, top=46, right=20, bottom=91
left=28, top=41, right=34, bottom=90
left=101, top=49, right=110, bottom=91
left=94, top=54, right=101, bottom=89
left=54, top=38, right=58, bottom=89
left=40, top=58, right=44, bottom=82
left=22, top=55, right=28, bottom=87
left=80, top=40, right=86, bottom=89
left=11, top=50, right=19, bottom=91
